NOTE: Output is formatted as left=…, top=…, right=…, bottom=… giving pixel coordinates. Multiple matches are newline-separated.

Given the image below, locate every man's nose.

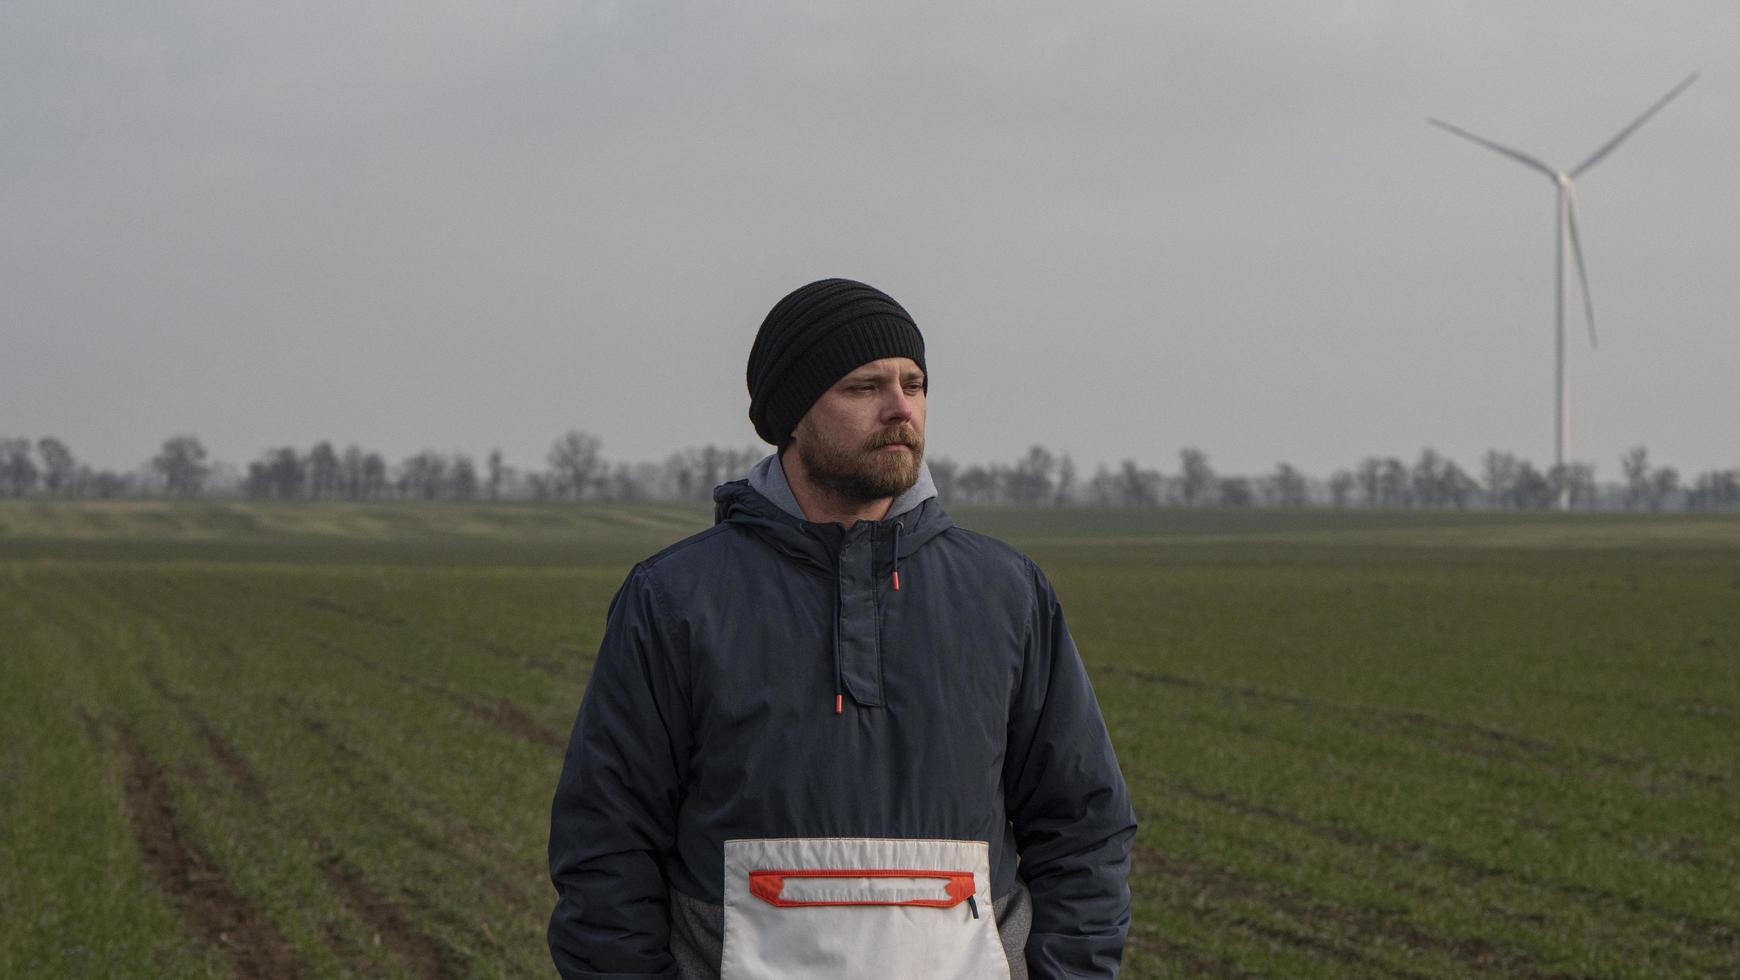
left=882, top=388, right=916, bottom=422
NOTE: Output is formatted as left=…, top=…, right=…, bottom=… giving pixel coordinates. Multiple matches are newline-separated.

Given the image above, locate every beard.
left=795, top=422, right=925, bottom=504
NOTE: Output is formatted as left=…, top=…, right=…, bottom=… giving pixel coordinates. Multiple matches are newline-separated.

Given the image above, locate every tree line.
left=928, top=444, right=1740, bottom=511
left=1, top=433, right=1737, bottom=512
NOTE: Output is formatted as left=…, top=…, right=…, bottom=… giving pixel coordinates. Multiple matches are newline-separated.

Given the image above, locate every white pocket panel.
left=721, top=837, right=1010, bottom=980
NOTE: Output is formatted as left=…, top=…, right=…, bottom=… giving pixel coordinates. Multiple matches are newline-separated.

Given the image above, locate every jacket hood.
left=744, top=452, right=937, bottom=524
left=711, top=475, right=954, bottom=571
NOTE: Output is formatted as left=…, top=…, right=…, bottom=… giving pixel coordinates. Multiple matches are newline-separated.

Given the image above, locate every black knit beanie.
left=746, top=278, right=927, bottom=447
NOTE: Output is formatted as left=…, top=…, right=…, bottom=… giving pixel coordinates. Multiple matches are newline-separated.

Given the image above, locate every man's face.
left=790, top=357, right=926, bottom=503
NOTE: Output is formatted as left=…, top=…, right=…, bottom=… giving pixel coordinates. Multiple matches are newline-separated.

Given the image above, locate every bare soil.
left=319, top=858, right=455, bottom=980
left=116, top=722, right=305, bottom=979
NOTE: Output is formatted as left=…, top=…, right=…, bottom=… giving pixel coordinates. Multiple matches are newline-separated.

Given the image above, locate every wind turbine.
left=1430, top=72, right=1698, bottom=509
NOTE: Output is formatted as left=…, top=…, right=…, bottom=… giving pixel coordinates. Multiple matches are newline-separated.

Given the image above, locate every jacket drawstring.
left=833, top=567, right=844, bottom=715
left=891, top=521, right=903, bottom=592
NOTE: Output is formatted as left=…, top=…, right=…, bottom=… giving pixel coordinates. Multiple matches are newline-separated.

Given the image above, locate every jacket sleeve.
left=1003, top=560, right=1138, bottom=979
left=548, top=564, right=692, bottom=979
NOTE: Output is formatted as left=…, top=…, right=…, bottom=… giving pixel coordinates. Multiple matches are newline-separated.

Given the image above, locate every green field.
left=3, top=501, right=1737, bottom=979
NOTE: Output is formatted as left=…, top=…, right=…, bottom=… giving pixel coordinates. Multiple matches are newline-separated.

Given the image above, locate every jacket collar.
left=745, top=452, right=937, bottom=523
left=714, top=459, right=952, bottom=567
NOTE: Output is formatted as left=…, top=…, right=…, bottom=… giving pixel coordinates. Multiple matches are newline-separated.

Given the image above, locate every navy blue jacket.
left=549, top=478, right=1135, bottom=978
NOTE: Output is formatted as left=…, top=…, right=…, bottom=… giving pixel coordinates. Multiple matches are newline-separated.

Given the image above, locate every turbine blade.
left=1428, top=118, right=1558, bottom=179
left=1570, top=71, right=1699, bottom=178
left=1565, top=185, right=1598, bottom=348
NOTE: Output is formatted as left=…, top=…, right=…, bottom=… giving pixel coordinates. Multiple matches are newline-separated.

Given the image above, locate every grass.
left=1, top=501, right=1736, bottom=978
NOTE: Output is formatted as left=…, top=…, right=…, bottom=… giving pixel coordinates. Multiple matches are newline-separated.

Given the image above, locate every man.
left=548, top=278, right=1136, bottom=979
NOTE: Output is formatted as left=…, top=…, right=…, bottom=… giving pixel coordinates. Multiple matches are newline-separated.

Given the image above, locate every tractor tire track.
left=289, top=704, right=545, bottom=915
left=1105, top=665, right=1731, bottom=793
left=305, top=594, right=574, bottom=678
left=115, top=722, right=306, bottom=979
left=1232, top=916, right=1434, bottom=979
left=1133, top=843, right=1582, bottom=979
left=134, top=664, right=480, bottom=979
left=1155, top=696, right=1724, bottom=875
left=33, top=558, right=551, bottom=977
left=319, top=858, right=457, bottom=980
left=303, top=629, right=564, bottom=750
left=1151, top=775, right=1740, bottom=966
left=171, top=686, right=526, bottom=975
left=141, top=663, right=269, bottom=805
left=107, top=573, right=575, bottom=755
left=108, top=573, right=569, bottom=754
left=1124, top=925, right=1262, bottom=980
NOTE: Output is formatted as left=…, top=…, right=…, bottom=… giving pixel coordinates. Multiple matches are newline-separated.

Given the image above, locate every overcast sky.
left=4, top=2, right=1736, bottom=479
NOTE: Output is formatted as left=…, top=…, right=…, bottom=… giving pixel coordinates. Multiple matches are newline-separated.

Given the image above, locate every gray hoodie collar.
left=747, top=452, right=937, bottom=524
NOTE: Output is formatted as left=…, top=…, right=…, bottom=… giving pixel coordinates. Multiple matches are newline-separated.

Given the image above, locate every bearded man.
left=548, top=278, right=1136, bottom=980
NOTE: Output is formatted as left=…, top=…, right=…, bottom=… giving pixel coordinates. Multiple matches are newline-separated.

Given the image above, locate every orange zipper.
left=749, top=868, right=977, bottom=916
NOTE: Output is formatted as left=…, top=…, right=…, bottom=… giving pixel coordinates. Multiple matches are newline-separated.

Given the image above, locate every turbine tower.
left=1430, top=72, right=1697, bottom=509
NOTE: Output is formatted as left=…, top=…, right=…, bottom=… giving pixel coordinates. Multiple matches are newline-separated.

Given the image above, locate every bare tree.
left=1054, top=454, right=1075, bottom=507
left=1356, top=458, right=1383, bottom=508
left=1510, top=462, right=1556, bottom=510
left=397, top=451, right=449, bottom=501
left=487, top=449, right=505, bottom=501
left=66, top=463, right=95, bottom=498
left=928, top=457, right=959, bottom=502
left=1217, top=476, right=1253, bottom=508
left=153, top=436, right=210, bottom=498
left=1118, top=460, right=1160, bottom=507
left=260, top=447, right=305, bottom=499
left=362, top=453, right=389, bottom=500
left=1686, top=470, right=1740, bottom=511
left=244, top=460, right=270, bottom=499
left=665, top=450, right=699, bottom=501
left=1378, top=458, right=1410, bottom=509
left=1482, top=451, right=1519, bottom=509
left=595, top=463, right=631, bottom=502
left=659, top=444, right=761, bottom=502
left=527, top=472, right=554, bottom=502
left=1328, top=469, right=1355, bottom=509
left=245, top=448, right=285, bottom=499
left=1007, top=446, right=1057, bottom=506
left=598, top=462, right=662, bottom=503
left=1440, top=461, right=1478, bottom=510
left=1085, top=465, right=1117, bottom=507
left=1620, top=446, right=1651, bottom=511
left=340, top=444, right=367, bottom=500
left=1648, top=466, right=1679, bottom=511
left=87, top=468, right=133, bottom=498
left=35, top=437, right=77, bottom=496
left=1267, top=462, right=1309, bottom=508
left=679, top=445, right=733, bottom=500
left=548, top=431, right=604, bottom=501
left=1554, top=462, right=1598, bottom=510
left=956, top=465, right=997, bottom=505
left=1179, top=448, right=1214, bottom=507
left=1411, top=449, right=1446, bottom=508
left=306, top=441, right=341, bottom=500
left=0, top=438, right=39, bottom=497
left=451, top=454, right=479, bottom=501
